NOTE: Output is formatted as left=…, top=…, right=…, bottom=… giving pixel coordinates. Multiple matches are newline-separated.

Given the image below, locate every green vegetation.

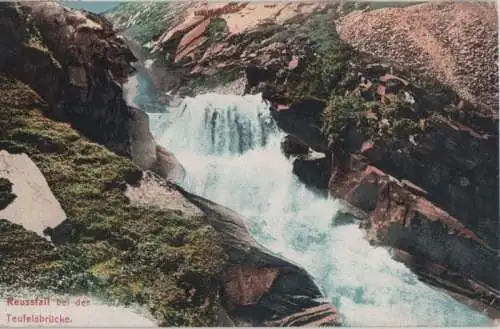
left=321, top=94, right=421, bottom=143
left=321, top=95, right=369, bottom=142
left=274, top=14, right=354, bottom=103
left=274, top=12, right=430, bottom=145
left=0, top=75, right=228, bottom=326
left=106, top=2, right=174, bottom=45
left=206, top=18, right=228, bottom=44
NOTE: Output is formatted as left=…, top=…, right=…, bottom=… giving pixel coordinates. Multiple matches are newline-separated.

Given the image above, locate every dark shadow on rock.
left=0, top=178, right=16, bottom=211
left=270, top=103, right=329, bottom=154
left=174, top=186, right=340, bottom=326
left=292, top=154, right=331, bottom=194
left=281, top=134, right=309, bottom=158
left=43, top=218, right=77, bottom=244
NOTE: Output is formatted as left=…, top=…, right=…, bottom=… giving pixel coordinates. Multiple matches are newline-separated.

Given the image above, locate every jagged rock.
left=152, top=145, right=186, bottom=183
left=330, top=160, right=500, bottom=318
left=221, top=265, right=280, bottom=308
left=128, top=106, right=157, bottom=169
left=270, top=100, right=329, bottom=154
left=108, top=2, right=333, bottom=97
left=281, top=134, right=309, bottom=157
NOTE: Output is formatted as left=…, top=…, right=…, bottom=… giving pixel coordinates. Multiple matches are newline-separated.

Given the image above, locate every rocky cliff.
left=0, top=2, right=339, bottom=326
left=105, top=1, right=499, bottom=319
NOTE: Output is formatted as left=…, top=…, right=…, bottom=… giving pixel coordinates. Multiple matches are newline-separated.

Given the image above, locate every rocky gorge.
left=0, top=0, right=498, bottom=327
left=103, top=0, right=499, bottom=323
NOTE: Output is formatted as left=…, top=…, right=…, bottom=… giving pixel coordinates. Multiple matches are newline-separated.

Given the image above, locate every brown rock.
left=176, top=18, right=211, bottom=58
left=222, top=265, right=279, bottom=307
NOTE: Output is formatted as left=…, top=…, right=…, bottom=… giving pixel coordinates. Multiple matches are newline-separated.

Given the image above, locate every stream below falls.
left=148, top=93, right=492, bottom=326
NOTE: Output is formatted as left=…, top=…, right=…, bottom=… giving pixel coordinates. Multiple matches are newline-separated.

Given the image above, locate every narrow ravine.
left=148, top=93, right=492, bottom=326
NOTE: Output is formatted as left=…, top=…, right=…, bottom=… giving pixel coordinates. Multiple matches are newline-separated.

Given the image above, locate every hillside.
left=336, top=1, right=498, bottom=116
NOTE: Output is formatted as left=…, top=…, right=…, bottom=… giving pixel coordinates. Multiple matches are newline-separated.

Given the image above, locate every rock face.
left=280, top=134, right=309, bottom=157
left=125, top=171, right=341, bottom=326
left=0, top=2, right=178, bottom=179
left=105, top=0, right=499, bottom=320
left=271, top=99, right=329, bottom=154
left=278, top=59, right=499, bottom=317
left=292, top=153, right=331, bottom=192
left=0, top=2, right=136, bottom=156
left=106, top=2, right=340, bottom=97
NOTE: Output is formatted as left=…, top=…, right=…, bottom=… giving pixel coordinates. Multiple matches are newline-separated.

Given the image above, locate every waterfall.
left=149, top=92, right=492, bottom=326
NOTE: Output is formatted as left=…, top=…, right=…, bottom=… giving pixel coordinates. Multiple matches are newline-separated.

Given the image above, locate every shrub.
left=321, top=95, right=367, bottom=142
left=206, top=18, right=228, bottom=44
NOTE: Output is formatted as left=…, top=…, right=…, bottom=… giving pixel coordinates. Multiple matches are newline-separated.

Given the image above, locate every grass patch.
left=0, top=75, right=228, bottom=326
left=206, top=17, right=228, bottom=44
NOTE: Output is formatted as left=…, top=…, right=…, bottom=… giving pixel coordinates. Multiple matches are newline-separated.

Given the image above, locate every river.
left=148, top=92, right=492, bottom=326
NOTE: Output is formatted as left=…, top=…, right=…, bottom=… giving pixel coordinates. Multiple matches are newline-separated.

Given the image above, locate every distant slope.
left=336, top=1, right=498, bottom=116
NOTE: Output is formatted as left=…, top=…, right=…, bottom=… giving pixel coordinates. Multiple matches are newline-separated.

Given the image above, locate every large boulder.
left=280, top=134, right=309, bottom=157
left=270, top=100, right=329, bottom=154
left=0, top=2, right=161, bottom=174
left=292, top=153, right=331, bottom=192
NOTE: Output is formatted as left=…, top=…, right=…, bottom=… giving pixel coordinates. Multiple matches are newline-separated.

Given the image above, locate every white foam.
left=149, top=93, right=493, bottom=326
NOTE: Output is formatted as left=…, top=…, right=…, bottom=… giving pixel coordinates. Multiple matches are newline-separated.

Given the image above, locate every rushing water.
left=149, top=93, right=492, bottom=326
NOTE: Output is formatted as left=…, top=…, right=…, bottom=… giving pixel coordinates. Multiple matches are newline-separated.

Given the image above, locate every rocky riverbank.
left=0, top=2, right=340, bottom=326
left=104, top=1, right=499, bottom=319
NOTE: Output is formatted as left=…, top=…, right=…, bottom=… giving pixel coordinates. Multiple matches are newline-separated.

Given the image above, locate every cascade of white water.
left=149, top=93, right=491, bottom=326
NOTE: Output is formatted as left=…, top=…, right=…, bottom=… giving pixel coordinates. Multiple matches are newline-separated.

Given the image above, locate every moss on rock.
left=0, top=75, right=228, bottom=326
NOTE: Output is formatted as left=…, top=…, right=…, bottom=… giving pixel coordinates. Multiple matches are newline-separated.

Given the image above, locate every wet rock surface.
left=292, top=154, right=331, bottom=192
left=280, top=134, right=309, bottom=158
left=177, top=188, right=341, bottom=326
